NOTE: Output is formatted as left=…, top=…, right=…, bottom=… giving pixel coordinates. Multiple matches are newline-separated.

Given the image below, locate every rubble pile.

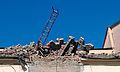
left=1, top=36, right=120, bottom=64
left=1, top=36, right=120, bottom=72
left=1, top=36, right=93, bottom=62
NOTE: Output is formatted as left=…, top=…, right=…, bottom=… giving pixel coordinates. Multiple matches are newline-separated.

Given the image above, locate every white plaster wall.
left=112, top=24, right=120, bottom=52
left=83, top=65, right=120, bottom=72
left=103, top=31, right=112, bottom=48
left=0, top=65, right=24, bottom=72
left=89, top=50, right=113, bottom=54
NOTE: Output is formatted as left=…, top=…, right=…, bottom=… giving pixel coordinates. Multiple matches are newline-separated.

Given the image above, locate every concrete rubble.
left=1, top=36, right=120, bottom=72
left=0, top=36, right=88, bottom=61
left=1, top=36, right=120, bottom=61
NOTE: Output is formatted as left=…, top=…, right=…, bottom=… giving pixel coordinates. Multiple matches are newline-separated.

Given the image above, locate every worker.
left=68, top=36, right=78, bottom=55
left=35, top=40, right=44, bottom=55
left=48, top=40, right=56, bottom=51
left=84, top=43, right=94, bottom=53
left=56, top=38, right=64, bottom=45
left=78, top=37, right=85, bottom=49
left=68, top=44, right=74, bottom=56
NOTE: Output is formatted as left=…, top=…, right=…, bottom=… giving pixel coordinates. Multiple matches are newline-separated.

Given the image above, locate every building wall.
left=0, top=65, right=24, bottom=72
left=29, top=58, right=80, bottom=72
left=112, top=24, right=120, bottom=52
left=83, top=65, right=120, bottom=72
left=82, top=59, right=120, bottom=72
left=89, top=50, right=113, bottom=54
left=103, top=30, right=112, bottom=48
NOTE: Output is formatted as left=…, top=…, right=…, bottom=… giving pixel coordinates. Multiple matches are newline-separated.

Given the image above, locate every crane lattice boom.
left=39, top=7, right=59, bottom=45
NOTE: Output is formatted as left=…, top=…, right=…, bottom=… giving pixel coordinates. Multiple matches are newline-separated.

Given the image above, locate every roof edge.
left=110, top=20, right=120, bottom=29
left=102, top=27, right=109, bottom=48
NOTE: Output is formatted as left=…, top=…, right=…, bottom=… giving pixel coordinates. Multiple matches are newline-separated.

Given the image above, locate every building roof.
left=0, top=47, right=5, bottom=49
left=0, top=56, right=20, bottom=65
left=102, top=20, right=120, bottom=48
left=110, top=20, right=120, bottom=29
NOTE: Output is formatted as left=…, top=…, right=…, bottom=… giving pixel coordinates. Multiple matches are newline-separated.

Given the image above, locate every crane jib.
left=39, top=7, right=59, bottom=45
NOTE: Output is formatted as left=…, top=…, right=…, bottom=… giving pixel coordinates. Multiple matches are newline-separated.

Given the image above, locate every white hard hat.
left=80, top=37, right=84, bottom=40
left=59, top=38, right=64, bottom=40
left=49, top=40, right=54, bottom=43
left=69, top=36, right=75, bottom=39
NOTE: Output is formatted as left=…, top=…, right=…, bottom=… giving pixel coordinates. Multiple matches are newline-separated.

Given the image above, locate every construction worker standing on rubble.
left=78, top=37, right=85, bottom=49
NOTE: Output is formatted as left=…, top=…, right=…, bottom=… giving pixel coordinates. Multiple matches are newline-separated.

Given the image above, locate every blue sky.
left=0, top=0, right=120, bottom=47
